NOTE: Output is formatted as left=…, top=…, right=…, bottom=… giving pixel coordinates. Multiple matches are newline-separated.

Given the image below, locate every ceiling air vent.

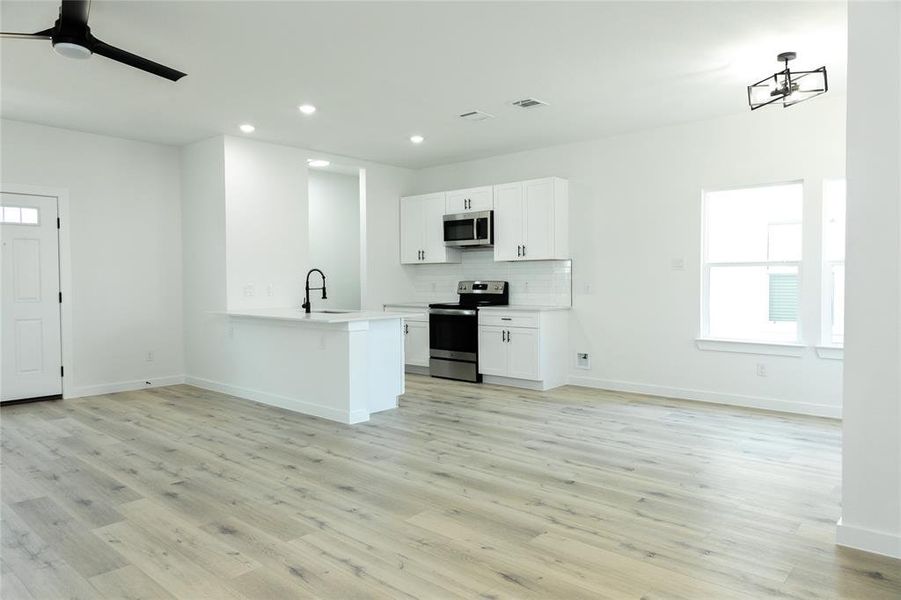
left=512, top=97, right=549, bottom=109
left=458, top=110, right=495, bottom=122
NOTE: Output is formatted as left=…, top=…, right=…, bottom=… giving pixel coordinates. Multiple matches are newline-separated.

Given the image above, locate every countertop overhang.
left=221, top=308, right=424, bottom=324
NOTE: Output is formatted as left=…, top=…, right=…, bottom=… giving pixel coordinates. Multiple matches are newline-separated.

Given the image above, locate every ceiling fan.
left=0, top=0, right=186, bottom=81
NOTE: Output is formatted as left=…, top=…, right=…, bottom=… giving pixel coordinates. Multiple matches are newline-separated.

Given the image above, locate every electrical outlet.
left=582, top=282, right=592, bottom=294
left=266, top=284, right=274, bottom=297
left=756, top=363, right=767, bottom=377
left=577, top=352, right=590, bottom=369
left=243, top=284, right=255, bottom=297
left=146, top=351, right=154, bottom=362
left=671, top=258, right=686, bottom=271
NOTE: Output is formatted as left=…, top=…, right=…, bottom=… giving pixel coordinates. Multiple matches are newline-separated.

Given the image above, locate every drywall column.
left=838, top=1, right=901, bottom=558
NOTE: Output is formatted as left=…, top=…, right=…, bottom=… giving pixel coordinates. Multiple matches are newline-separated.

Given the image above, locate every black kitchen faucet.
left=302, top=268, right=327, bottom=314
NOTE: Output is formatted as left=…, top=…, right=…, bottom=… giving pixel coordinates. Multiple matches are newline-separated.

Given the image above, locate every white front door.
left=1, top=193, right=62, bottom=402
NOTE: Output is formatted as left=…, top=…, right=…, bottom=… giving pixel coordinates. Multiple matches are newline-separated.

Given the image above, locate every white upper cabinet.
left=446, top=186, right=493, bottom=214
left=400, top=193, right=461, bottom=264
left=400, top=177, right=567, bottom=265
left=493, top=177, right=569, bottom=261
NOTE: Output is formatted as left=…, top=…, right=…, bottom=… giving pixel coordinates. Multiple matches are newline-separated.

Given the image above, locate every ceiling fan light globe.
left=53, top=42, right=92, bottom=59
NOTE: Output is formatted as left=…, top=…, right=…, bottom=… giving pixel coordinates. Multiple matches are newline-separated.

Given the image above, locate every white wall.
left=180, top=136, right=226, bottom=380
left=0, top=119, right=184, bottom=396
left=838, top=1, right=901, bottom=559
left=308, top=170, right=361, bottom=310
left=411, top=95, right=846, bottom=417
left=224, top=136, right=308, bottom=310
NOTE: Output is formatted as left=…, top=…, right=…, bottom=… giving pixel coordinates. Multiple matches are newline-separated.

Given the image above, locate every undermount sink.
left=312, top=309, right=354, bottom=314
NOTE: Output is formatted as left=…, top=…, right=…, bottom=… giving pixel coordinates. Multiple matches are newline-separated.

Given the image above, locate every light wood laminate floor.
left=1, top=375, right=899, bottom=599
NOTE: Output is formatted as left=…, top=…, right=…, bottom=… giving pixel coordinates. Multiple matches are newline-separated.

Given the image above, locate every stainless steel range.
left=429, top=280, right=509, bottom=383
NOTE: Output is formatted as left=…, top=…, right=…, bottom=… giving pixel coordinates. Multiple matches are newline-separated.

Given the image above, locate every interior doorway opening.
left=307, top=164, right=363, bottom=311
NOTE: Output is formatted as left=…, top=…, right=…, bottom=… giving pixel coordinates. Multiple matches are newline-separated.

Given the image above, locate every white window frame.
left=819, top=178, right=846, bottom=355
left=699, top=180, right=805, bottom=350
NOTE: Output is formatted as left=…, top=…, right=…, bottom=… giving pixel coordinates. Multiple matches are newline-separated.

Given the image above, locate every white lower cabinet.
left=384, top=306, right=430, bottom=370
left=477, top=326, right=509, bottom=377
left=478, top=325, right=540, bottom=380
left=478, top=309, right=568, bottom=390
left=506, top=327, right=540, bottom=380
left=404, top=321, right=429, bottom=367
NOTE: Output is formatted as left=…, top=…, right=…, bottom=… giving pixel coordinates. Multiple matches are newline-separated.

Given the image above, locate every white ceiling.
left=0, top=1, right=847, bottom=169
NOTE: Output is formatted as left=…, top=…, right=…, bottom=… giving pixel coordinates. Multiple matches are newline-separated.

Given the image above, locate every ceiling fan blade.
left=90, top=38, right=187, bottom=81
left=59, top=0, right=90, bottom=26
left=0, top=31, right=52, bottom=40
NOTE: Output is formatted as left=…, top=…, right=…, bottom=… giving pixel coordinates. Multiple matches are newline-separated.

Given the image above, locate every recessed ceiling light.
left=410, top=135, right=425, bottom=144
left=298, top=104, right=317, bottom=115
left=239, top=123, right=255, bottom=133
left=307, top=159, right=330, bottom=168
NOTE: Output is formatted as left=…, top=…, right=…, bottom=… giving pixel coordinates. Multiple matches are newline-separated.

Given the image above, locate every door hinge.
left=57, top=217, right=60, bottom=229
left=60, top=366, right=64, bottom=377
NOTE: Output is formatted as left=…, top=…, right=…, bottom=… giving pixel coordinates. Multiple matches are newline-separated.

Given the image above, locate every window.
left=702, top=182, right=803, bottom=343
left=823, top=179, right=846, bottom=345
left=0, top=206, right=39, bottom=225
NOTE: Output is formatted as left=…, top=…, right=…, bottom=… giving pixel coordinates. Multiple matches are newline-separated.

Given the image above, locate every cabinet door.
left=400, top=196, right=424, bottom=264
left=447, top=187, right=492, bottom=213
left=404, top=321, right=430, bottom=367
left=421, top=193, right=450, bottom=263
left=467, top=187, right=493, bottom=212
left=478, top=326, right=508, bottom=376
left=522, top=178, right=555, bottom=260
left=506, top=327, right=541, bottom=380
left=493, top=182, right=523, bottom=261
left=445, top=189, right=468, bottom=214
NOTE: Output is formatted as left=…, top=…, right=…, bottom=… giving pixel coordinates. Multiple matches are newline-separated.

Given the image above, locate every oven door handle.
left=429, top=308, right=477, bottom=316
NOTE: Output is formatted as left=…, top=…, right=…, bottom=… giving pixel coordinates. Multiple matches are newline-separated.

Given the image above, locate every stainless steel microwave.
left=443, top=210, right=493, bottom=247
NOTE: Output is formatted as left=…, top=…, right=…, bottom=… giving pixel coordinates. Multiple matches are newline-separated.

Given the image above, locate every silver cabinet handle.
left=502, top=330, right=506, bottom=342
left=404, top=323, right=408, bottom=334
left=506, top=329, right=511, bottom=342
left=522, top=245, right=526, bottom=257
left=501, top=317, right=512, bottom=321
left=517, top=245, right=521, bottom=257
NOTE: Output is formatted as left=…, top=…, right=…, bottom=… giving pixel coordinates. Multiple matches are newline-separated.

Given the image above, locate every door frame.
left=1, top=183, right=73, bottom=399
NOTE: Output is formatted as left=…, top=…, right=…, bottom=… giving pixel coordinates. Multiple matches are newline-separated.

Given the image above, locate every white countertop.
left=384, top=302, right=571, bottom=312
left=223, top=308, right=424, bottom=324
left=478, top=305, right=571, bottom=312
left=383, top=302, right=433, bottom=309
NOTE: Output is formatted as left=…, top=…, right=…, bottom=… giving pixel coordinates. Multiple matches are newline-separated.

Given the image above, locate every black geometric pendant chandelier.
left=747, top=52, right=828, bottom=110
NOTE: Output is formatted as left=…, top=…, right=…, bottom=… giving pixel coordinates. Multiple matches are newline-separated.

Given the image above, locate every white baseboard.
left=567, top=375, right=841, bottom=419
left=65, top=375, right=186, bottom=399
left=184, top=376, right=361, bottom=424
left=836, top=518, right=901, bottom=559
left=483, top=375, right=558, bottom=391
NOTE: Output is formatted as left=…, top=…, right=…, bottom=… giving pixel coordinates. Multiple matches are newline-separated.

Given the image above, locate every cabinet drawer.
left=479, top=312, right=539, bottom=328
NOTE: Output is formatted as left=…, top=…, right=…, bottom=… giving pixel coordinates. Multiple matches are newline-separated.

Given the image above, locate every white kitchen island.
left=209, top=309, right=418, bottom=424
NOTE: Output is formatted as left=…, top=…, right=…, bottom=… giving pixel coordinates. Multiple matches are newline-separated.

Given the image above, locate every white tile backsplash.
left=407, top=248, right=572, bottom=306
